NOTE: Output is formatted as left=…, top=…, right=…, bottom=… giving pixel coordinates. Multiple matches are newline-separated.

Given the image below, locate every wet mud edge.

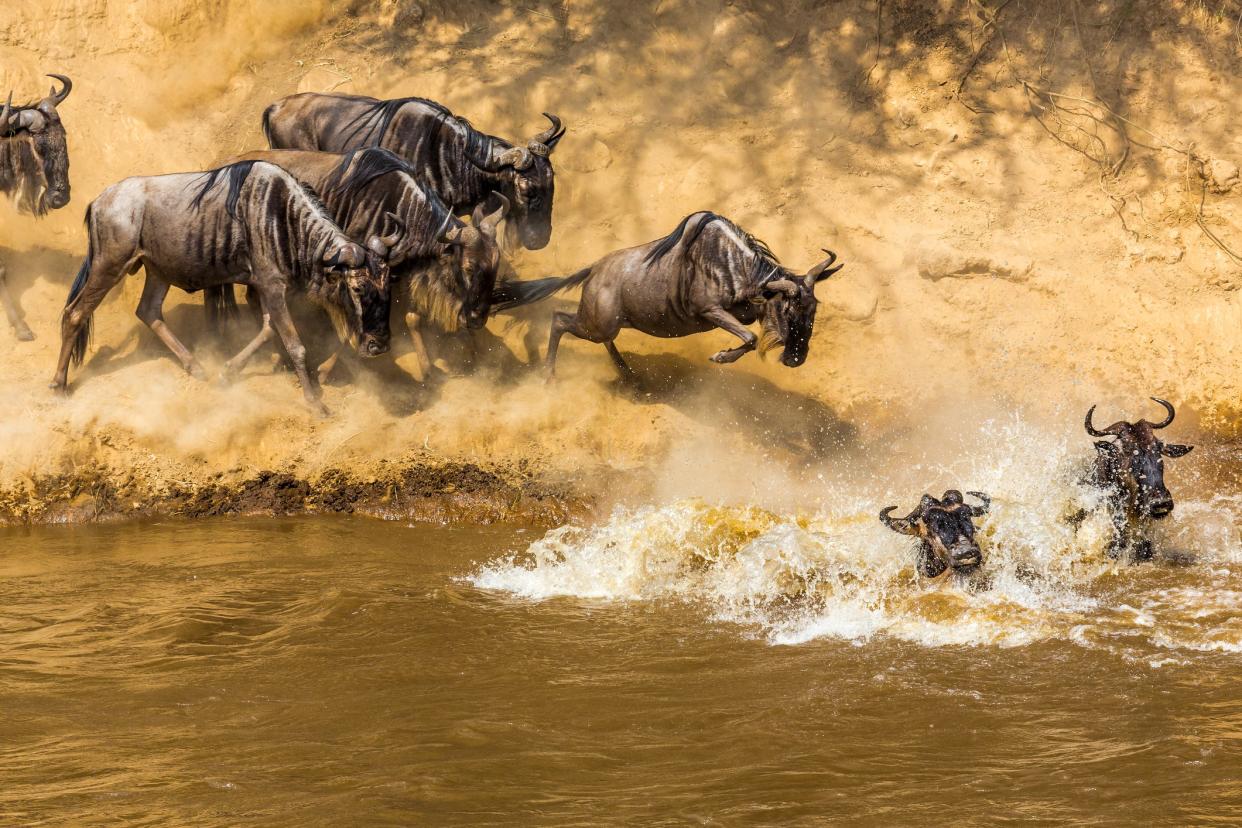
left=0, top=460, right=594, bottom=528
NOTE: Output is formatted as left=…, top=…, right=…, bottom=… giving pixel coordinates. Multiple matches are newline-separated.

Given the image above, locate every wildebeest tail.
left=204, top=284, right=240, bottom=326
left=63, top=203, right=95, bottom=368
left=490, top=267, right=592, bottom=312
left=261, top=102, right=277, bottom=148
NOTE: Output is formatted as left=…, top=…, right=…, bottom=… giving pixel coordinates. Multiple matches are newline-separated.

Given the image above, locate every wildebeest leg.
left=135, top=273, right=207, bottom=380
left=220, top=309, right=274, bottom=382
left=701, top=307, right=758, bottom=364
left=253, top=283, right=328, bottom=416
left=0, top=261, right=35, bottom=341
left=603, top=341, right=636, bottom=380
left=316, top=345, right=346, bottom=386
left=51, top=252, right=138, bottom=391
left=545, top=310, right=590, bottom=379
left=404, top=311, right=432, bottom=382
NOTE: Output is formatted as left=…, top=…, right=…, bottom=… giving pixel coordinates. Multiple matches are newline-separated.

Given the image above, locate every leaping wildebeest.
left=880, top=490, right=992, bottom=577
left=0, top=75, right=73, bottom=340
left=50, top=160, right=392, bottom=414
left=261, top=93, right=564, bottom=250
left=1083, top=397, right=1193, bottom=561
left=491, top=211, right=844, bottom=378
left=223, top=147, right=506, bottom=382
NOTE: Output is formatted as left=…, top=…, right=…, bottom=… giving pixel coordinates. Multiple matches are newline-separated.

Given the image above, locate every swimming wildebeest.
left=490, top=211, right=843, bottom=378
left=880, top=490, right=992, bottom=577
left=50, top=160, right=392, bottom=414
left=262, top=93, right=564, bottom=250
left=1084, top=397, right=1193, bottom=560
left=218, top=147, right=506, bottom=381
left=0, top=75, right=73, bottom=340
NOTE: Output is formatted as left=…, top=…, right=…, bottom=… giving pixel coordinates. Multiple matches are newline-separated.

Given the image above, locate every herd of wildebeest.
left=0, top=74, right=1198, bottom=576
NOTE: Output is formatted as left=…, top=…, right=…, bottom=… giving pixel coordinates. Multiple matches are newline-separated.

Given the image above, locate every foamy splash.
left=472, top=416, right=1242, bottom=654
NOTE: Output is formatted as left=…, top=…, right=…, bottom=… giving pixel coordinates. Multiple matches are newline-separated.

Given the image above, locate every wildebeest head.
left=759, top=249, right=843, bottom=367
left=438, top=194, right=508, bottom=329
left=471, top=114, right=563, bottom=250
left=880, top=490, right=991, bottom=576
left=321, top=239, right=392, bottom=357
left=1, top=75, right=73, bottom=213
left=1085, top=397, right=1193, bottom=520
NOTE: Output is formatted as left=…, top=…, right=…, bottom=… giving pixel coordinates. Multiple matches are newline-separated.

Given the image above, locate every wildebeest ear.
left=1094, top=440, right=1119, bottom=456
left=1161, top=443, right=1193, bottom=458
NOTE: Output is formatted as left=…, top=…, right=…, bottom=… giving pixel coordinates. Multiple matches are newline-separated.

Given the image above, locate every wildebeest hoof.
left=187, top=362, right=208, bottom=381
left=309, top=400, right=331, bottom=419
left=14, top=326, right=35, bottom=342
left=710, top=349, right=743, bottom=364
left=47, top=381, right=69, bottom=396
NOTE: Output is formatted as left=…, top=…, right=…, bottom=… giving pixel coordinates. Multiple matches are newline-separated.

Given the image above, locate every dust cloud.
left=0, top=0, right=1238, bottom=520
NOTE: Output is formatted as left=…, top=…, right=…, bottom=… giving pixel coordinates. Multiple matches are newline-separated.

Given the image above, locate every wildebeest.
left=216, top=147, right=506, bottom=381
left=0, top=75, right=73, bottom=340
left=262, top=93, right=564, bottom=250
left=50, top=160, right=391, bottom=414
left=1084, top=397, right=1194, bottom=560
left=880, top=490, right=992, bottom=577
left=490, top=211, right=843, bottom=378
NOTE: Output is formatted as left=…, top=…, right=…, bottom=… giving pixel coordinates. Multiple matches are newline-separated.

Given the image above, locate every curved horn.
left=964, top=491, right=991, bottom=517
left=530, top=112, right=564, bottom=149
left=764, top=278, right=799, bottom=297
left=482, top=193, right=510, bottom=231
left=379, top=212, right=404, bottom=249
left=45, top=74, right=72, bottom=106
left=495, top=146, right=532, bottom=170
left=1084, top=405, right=1125, bottom=438
left=1148, top=397, right=1176, bottom=430
left=879, top=506, right=918, bottom=536
left=806, top=249, right=843, bottom=282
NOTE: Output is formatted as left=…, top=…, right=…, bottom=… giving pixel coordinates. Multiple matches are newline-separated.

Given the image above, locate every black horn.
left=379, top=212, right=404, bottom=249
left=1085, top=405, right=1125, bottom=438
left=46, top=74, right=72, bottom=106
left=530, top=112, right=564, bottom=151
left=879, top=506, right=917, bottom=536
left=806, top=249, right=843, bottom=282
left=965, top=491, right=991, bottom=517
left=1148, top=397, right=1176, bottom=430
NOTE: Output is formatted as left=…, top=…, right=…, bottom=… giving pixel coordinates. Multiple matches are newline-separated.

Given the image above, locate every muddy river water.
left=1, top=505, right=1240, bottom=825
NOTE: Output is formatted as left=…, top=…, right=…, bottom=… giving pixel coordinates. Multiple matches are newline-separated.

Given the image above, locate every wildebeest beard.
left=0, top=125, right=67, bottom=215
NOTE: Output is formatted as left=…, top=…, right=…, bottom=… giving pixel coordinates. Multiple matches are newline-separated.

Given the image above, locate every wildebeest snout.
left=1143, top=489, right=1174, bottom=519
left=949, top=542, right=983, bottom=570
left=358, top=333, right=389, bottom=358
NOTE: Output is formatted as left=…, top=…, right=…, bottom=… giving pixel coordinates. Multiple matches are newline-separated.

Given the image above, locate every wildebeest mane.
left=339, top=96, right=510, bottom=179
left=322, top=147, right=412, bottom=199
left=190, top=160, right=259, bottom=218
left=644, top=211, right=783, bottom=279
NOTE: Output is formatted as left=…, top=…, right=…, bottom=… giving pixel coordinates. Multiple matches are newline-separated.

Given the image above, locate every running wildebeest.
left=50, top=160, right=392, bottom=415
left=490, top=211, right=843, bottom=378
left=0, top=75, right=73, bottom=340
left=262, top=92, right=564, bottom=250
left=880, top=490, right=992, bottom=577
left=1084, top=397, right=1193, bottom=560
left=219, top=148, right=507, bottom=382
